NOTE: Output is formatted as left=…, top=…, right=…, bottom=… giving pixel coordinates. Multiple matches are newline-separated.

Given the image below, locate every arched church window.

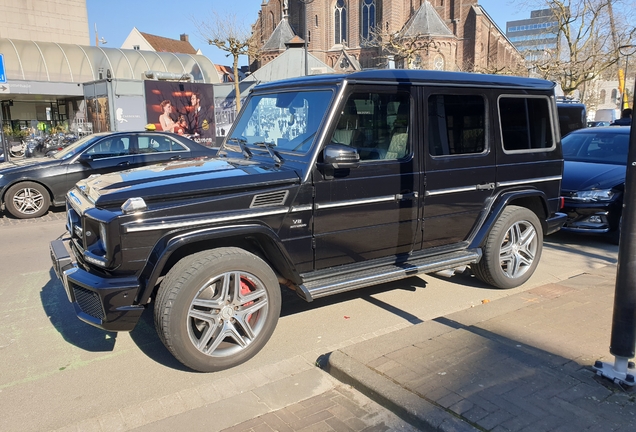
left=361, top=0, right=377, bottom=41
left=334, top=0, right=348, bottom=45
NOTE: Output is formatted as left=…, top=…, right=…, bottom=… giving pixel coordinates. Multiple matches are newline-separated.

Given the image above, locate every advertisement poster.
left=144, top=81, right=215, bottom=146
left=86, top=97, right=111, bottom=133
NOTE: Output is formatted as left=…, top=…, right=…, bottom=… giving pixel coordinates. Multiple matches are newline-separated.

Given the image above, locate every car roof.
left=254, top=69, right=556, bottom=91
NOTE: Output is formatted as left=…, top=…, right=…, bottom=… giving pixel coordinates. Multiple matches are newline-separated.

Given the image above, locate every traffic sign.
left=0, top=53, right=6, bottom=83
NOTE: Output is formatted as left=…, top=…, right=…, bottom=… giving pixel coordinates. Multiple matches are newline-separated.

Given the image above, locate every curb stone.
left=321, top=350, right=479, bottom=432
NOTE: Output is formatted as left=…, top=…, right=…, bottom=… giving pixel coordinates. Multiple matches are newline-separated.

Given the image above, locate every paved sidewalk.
left=322, top=264, right=636, bottom=431
left=0, top=207, right=66, bottom=226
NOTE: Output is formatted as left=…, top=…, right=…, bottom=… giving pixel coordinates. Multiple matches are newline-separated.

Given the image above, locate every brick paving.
left=221, top=386, right=416, bottom=432
left=325, top=265, right=636, bottom=432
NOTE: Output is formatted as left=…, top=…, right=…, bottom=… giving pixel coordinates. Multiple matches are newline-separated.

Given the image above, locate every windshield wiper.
left=253, top=142, right=284, bottom=166
left=226, top=137, right=253, bottom=159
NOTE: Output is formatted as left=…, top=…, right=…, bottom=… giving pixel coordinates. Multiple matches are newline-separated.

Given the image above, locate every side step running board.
left=297, top=249, right=481, bottom=302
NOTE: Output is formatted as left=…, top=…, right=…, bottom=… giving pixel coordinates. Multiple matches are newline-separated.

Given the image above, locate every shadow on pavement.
left=128, top=306, right=194, bottom=372
left=40, top=268, right=118, bottom=352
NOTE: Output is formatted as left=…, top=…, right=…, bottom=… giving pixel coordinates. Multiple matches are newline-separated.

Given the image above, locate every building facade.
left=0, top=0, right=89, bottom=45
left=252, top=0, right=524, bottom=75
left=506, top=8, right=558, bottom=63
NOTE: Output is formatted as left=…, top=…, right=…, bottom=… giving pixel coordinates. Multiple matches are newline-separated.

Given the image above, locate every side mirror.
left=78, top=152, right=93, bottom=164
left=322, top=143, right=360, bottom=169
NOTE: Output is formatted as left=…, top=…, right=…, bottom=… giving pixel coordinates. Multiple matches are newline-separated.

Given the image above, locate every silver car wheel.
left=12, top=186, right=45, bottom=215
left=499, top=220, right=537, bottom=279
left=187, top=270, right=269, bottom=358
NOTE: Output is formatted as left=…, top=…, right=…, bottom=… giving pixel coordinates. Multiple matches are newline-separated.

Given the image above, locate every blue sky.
left=87, top=0, right=529, bottom=67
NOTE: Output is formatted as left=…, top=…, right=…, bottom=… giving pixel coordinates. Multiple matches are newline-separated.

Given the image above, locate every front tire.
left=472, top=206, right=543, bottom=289
left=5, top=181, right=50, bottom=219
left=154, top=247, right=282, bottom=372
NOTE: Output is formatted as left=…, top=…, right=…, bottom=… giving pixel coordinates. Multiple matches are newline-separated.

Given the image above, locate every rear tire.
left=154, top=247, right=281, bottom=372
left=472, top=206, right=543, bottom=289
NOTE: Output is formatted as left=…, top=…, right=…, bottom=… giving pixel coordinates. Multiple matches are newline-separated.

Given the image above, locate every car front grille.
left=67, top=207, right=85, bottom=250
left=72, top=285, right=105, bottom=320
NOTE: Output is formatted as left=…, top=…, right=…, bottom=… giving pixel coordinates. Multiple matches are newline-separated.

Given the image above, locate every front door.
left=312, top=86, right=420, bottom=270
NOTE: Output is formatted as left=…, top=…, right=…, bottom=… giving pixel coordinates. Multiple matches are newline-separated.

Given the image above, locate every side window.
left=499, top=96, right=554, bottom=152
left=137, top=136, right=187, bottom=153
left=428, top=94, right=486, bottom=156
left=86, top=136, right=130, bottom=159
left=330, top=91, right=411, bottom=161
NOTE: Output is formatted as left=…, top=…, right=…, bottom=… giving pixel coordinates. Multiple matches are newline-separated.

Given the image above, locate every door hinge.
left=312, top=238, right=316, bottom=249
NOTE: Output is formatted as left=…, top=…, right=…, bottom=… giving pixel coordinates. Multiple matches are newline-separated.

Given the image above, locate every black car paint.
left=0, top=132, right=215, bottom=212
left=50, top=69, right=565, bottom=332
left=560, top=126, right=630, bottom=238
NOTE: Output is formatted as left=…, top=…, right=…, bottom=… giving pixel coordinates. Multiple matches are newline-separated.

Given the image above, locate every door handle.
left=117, top=161, right=130, bottom=167
left=476, top=183, right=495, bottom=190
left=396, top=191, right=419, bottom=200
left=170, top=155, right=181, bottom=160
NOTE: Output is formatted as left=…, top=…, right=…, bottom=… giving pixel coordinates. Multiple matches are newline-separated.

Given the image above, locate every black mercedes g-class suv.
left=51, top=70, right=566, bottom=372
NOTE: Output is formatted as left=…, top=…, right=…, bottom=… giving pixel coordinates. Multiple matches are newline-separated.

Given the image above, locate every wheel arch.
left=470, top=189, right=548, bottom=248
left=137, top=224, right=300, bottom=304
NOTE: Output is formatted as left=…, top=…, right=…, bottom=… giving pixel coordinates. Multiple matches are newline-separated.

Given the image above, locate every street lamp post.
left=298, top=0, right=314, bottom=76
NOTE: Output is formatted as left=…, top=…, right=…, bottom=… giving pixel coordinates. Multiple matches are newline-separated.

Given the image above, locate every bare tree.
left=192, top=12, right=260, bottom=111
left=366, top=25, right=444, bottom=69
left=529, top=0, right=636, bottom=97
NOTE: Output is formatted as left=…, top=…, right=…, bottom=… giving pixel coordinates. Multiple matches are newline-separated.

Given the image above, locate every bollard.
left=594, top=87, right=636, bottom=386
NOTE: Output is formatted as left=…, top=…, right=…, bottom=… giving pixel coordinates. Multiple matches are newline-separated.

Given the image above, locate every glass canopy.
left=0, top=38, right=220, bottom=84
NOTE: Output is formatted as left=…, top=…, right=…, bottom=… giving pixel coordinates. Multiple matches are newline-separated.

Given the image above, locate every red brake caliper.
left=240, top=277, right=255, bottom=322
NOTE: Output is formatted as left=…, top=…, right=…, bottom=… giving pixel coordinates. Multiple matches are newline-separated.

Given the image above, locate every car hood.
left=79, top=157, right=301, bottom=207
left=562, top=160, right=625, bottom=192
left=0, top=157, right=62, bottom=176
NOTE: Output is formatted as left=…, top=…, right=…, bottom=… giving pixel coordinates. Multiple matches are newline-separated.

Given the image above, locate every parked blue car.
left=560, top=126, right=631, bottom=244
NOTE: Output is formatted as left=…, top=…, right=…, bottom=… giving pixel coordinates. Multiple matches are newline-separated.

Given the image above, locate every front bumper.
left=560, top=201, right=619, bottom=234
left=50, top=238, right=144, bottom=332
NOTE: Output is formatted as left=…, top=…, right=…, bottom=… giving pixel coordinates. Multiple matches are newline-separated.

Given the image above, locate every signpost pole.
left=0, top=53, right=10, bottom=162
left=0, top=102, right=9, bottom=163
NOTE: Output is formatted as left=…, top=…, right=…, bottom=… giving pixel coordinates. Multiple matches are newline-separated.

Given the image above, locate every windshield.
left=53, top=134, right=104, bottom=160
left=562, top=131, right=629, bottom=165
left=224, top=89, right=333, bottom=155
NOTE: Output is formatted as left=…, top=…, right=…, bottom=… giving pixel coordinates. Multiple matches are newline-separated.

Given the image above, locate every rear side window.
left=428, top=94, right=486, bottom=156
left=138, top=136, right=187, bottom=153
left=499, top=96, right=555, bottom=152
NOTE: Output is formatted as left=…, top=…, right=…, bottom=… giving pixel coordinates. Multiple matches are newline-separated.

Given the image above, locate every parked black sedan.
left=0, top=131, right=215, bottom=219
left=560, top=126, right=630, bottom=244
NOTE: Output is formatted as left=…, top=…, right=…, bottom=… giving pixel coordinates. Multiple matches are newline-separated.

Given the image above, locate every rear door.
left=421, top=88, right=496, bottom=249
left=135, top=134, right=190, bottom=165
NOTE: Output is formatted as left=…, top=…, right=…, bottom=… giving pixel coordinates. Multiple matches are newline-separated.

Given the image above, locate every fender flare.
left=137, top=223, right=300, bottom=304
left=469, top=189, right=549, bottom=249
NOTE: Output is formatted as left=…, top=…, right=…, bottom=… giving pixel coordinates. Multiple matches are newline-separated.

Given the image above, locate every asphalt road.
left=0, top=215, right=619, bottom=431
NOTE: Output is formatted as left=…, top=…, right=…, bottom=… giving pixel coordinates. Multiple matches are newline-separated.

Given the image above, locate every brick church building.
left=251, top=0, right=525, bottom=75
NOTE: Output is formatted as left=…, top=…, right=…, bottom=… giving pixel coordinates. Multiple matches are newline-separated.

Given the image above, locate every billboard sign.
left=144, top=81, right=215, bottom=146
